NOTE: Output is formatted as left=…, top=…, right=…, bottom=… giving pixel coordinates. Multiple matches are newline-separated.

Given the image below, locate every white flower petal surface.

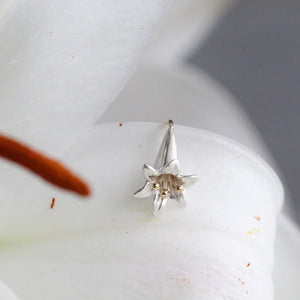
left=0, top=0, right=169, bottom=157
left=0, top=122, right=283, bottom=299
left=0, top=281, right=19, bottom=300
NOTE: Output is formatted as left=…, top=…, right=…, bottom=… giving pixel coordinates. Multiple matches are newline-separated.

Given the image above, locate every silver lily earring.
left=134, top=120, right=198, bottom=216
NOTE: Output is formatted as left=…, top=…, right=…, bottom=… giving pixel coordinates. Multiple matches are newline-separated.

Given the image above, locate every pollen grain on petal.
left=50, top=197, right=56, bottom=209
left=254, top=215, right=261, bottom=221
left=0, top=133, right=90, bottom=197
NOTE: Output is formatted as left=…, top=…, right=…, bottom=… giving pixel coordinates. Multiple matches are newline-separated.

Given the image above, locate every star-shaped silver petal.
left=134, top=121, right=198, bottom=216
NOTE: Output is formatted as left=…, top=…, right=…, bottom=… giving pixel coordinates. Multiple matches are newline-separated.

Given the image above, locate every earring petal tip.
left=134, top=182, right=153, bottom=198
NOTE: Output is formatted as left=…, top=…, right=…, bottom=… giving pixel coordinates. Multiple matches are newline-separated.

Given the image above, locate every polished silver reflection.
left=134, top=120, right=198, bottom=216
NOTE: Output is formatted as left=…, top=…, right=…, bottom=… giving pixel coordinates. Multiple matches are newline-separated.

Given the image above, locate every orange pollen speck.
left=51, top=197, right=56, bottom=209
left=119, top=123, right=123, bottom=127
left=247, top=263, right=251, bottom=267
left=0, top=133, right=90, bottom=197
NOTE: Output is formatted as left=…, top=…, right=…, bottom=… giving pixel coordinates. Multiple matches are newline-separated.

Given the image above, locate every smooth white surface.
left=101, top=63, right=295, bottom=218
left=274, top=215, right=300, bottom=300
left=101, top=64, right=299, bottom=299
left=0, top=2, right=169, bottom=297
left=0, top=281, right=19, bottom=300
left=146, top=0, right=237, bottom=66
left=0, top=0, right=169, bottom=157
left=101, top=64, right=274, bottom=168
left=0, top=123, right=283, bottom=299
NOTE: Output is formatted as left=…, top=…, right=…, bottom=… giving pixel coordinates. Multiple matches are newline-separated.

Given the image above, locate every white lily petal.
left=180, top=174, right=198, bottom=188
left=134, top=182, right=154, bottom=198
left=0, top=281, right=19, bottom=300
left=153, top=193, right=168, bottom=216
left=0, top=0, right=169, bottom=157
left=161, top=159, right=180, bottom=175
left=147, top=0, right=236, bottom=66
left=0, top=123, right=283, bottom=299
left=143, top=164, right=159, bottom=180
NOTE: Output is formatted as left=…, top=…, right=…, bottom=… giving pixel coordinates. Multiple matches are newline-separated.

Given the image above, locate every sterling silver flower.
left=134, top=121, right=198, bottom=216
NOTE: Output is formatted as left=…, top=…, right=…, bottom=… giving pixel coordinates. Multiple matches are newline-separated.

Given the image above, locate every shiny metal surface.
left=134, top=120, right=198, bottom=216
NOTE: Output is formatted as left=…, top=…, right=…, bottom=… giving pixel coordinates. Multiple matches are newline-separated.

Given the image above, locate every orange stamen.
left=0, top=133, right=90, bottom=196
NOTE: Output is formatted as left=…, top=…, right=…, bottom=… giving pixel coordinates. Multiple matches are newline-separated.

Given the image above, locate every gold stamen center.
left=152, top=174, right=184, bottom=198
